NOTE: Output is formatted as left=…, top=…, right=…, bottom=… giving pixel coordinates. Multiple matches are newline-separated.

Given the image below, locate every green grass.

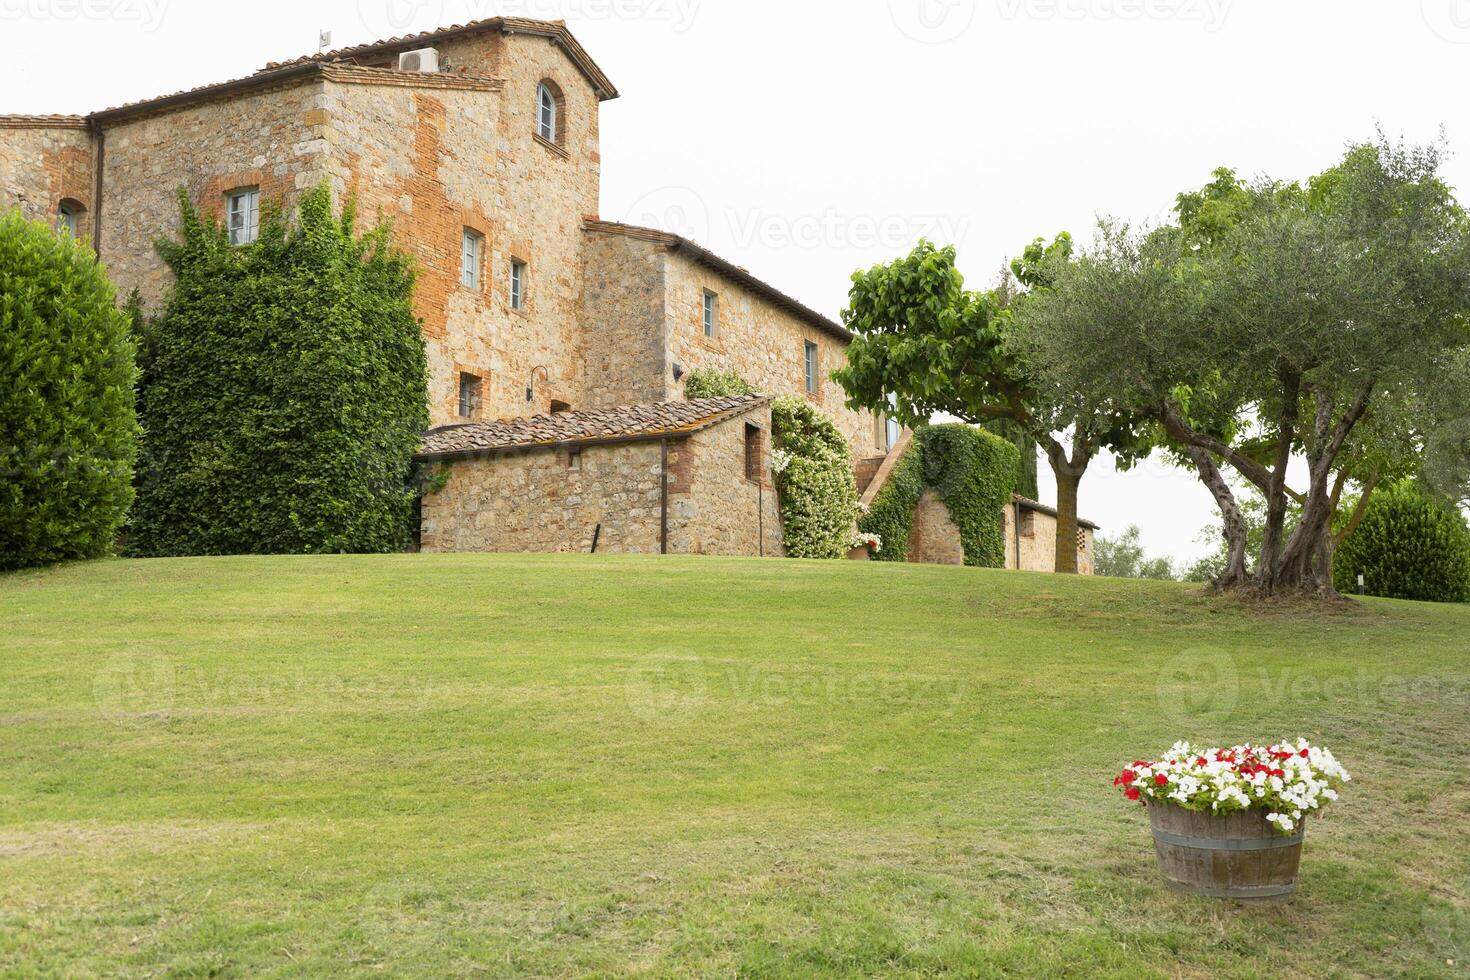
left=1, top=555, right=1467, bottom=978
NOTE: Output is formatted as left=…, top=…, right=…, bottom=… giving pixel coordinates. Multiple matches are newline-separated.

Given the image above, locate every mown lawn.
left=0, top=554, right=1467, bottom=977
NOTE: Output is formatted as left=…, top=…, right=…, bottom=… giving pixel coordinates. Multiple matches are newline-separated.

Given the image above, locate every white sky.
left=6, top=0, right=1467, bottom=564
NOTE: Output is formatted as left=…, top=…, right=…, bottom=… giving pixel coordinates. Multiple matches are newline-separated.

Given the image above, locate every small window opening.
left=458, top=373, right=483, bottom=419
left=744, top=423, right=763, bottom=482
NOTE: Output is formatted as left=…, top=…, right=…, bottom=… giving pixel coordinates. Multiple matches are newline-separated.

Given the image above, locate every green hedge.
left=1333, top=482, right=1470, bottom=603
left=1, top=210, right=139, bottom=570
left=683, top=369, right=756, bottom=399
left=770, top=396, right=858, bottom=559
left=129, top=185, right=429, bottom=556
left=859, top=424, right=1018, bottom=567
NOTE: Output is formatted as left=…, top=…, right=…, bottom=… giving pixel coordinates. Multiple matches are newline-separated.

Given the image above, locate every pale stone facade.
left=1001, top=498, right=1097, bottom=575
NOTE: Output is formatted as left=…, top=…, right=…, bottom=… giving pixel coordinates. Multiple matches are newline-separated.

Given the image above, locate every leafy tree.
left=835, top=240, right=1152, bottom=574
left=1, top=209, right=138, bottom=570
left=1094, top=525, right=1178, bottom=581
left=1332, top=482, right=1470, bottom=603
left=1012, top=137, right=1470, bottom=595
left=130, top=185, right=428, bottom=556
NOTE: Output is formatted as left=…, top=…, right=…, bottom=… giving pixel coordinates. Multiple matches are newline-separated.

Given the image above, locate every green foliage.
left=129, top=185, right=429, bottom=556
left=682, top=368, right=756, bottom=399
left=859, top=424, right=1018, bottom=567
left=770, top=396, right=857, bottom=559
left=1, top=209, right=138, bottom=570
left=1094, top=525, right=1178, bottom=581
left=980, top=418, right=1038, bottom=499
left=1332, top=483, right=1470, bottom=603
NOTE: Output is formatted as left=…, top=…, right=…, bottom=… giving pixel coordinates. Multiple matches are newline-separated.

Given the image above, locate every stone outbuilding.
left=417, top=395, right=782, bottom=557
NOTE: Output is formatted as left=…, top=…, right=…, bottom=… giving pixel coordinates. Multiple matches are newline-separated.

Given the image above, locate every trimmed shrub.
left=770, top=396, right=858, bottom=559
left=129, top=185, right=428, bottom=556
left=1332, top=482, right=1470, bottom=603
left=859, top=424, right=1018, bottom=567
left=1, top=209, right=138, bottom=570
left=683, top=368, right=756, bottom=399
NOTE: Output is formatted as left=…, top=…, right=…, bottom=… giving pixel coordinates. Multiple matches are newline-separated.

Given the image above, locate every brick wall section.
left=906, top=490, right=965, bottom=565
left=420, top=408, right=782, bottom=557
left=0, top=120, right=96, bottom=230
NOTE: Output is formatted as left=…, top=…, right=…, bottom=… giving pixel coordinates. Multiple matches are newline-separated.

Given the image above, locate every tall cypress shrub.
left=1, top=210, right=138, bottom=570
left=130, top=186, right=428, bottom=556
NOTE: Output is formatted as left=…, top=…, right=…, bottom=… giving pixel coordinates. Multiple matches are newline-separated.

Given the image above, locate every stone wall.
left=421, top=409, right=781, bottom=557
left=421, top=440, right=665, bottom=554
left=96, top=78, right=331, bottom=309
left=668, top=404, right=783, bottom=557
left=906, top=490, right=965, bottom=565
left=661, top=248, right=887, bottom=458
left=1001, top=503, right=1096, bottom=574
left=0, top=119, right=95, bottom=231
left=579, top=230, right=667, bottom=408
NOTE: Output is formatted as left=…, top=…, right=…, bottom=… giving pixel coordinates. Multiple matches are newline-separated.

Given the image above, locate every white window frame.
left=702, top=290, right=717, bottom=338
left=458, top=373, right=481, bottom=419
left=804, top=341, right=819, bottom=394
left=227, top=188, right=260, bottom=246
left=510, top=259, right=526, bottom=311
left=56, top=204, right=77, bottom=238
left=461, top=229, right=483, bottom=290
left=537, top=83, right=558, bottom=143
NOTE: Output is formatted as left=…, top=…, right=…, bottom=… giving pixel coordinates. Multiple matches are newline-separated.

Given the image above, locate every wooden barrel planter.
left=1148, top=803, right=1305, bottom=902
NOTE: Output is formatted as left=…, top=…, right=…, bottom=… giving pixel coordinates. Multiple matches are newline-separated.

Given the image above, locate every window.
left=702, top=290, right=718, bottom=338
left=227, top=188, right=260, bottom=245
left=56, top=203, right=77, bottom=237
left=744, top=423, right=763, bottom=482
left=458, top=373, right=482, bottom=419
left=461, top=229, right=483, bottom=290
left=803, top=341, right=819, bottom=395
left=510, top=259, right=526, bottom=310
left=537, top=82, right=558, bottom=143
left=549, top=400, right=572, bottom=414
left=565, top=448, right=581, bottom=471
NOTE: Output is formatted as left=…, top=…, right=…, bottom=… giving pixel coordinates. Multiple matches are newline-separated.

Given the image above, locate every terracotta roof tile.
left=417, top=395, right=769, bottom=460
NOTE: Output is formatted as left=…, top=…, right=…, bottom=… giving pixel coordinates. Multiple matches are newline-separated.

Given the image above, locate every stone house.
left=0, top=17, right=1094, bottom=570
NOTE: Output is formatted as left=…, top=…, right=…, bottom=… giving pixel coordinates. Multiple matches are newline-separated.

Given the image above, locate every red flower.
left=1300, top=749, right=1310, bottom=758
left=1125, top=787, right=1141, bottom=801
left=1119, top=770, right=1137, bottom=785
left=1196, top=756, right=1208, bottom=767
left=1154, top=774, right=1168, bottom=786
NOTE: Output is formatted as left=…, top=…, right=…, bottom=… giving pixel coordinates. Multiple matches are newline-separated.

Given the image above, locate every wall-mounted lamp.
left=526, top=365, right=550, bottom=403
left=672, top=363, right=684, bottom=382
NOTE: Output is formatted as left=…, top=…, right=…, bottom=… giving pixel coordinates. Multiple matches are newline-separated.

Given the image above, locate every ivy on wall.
left=859, top=424, right=1019, bottom=567
left=770, top=395, right=859, bottom=559
left=129, top=185, right=429, bottom=556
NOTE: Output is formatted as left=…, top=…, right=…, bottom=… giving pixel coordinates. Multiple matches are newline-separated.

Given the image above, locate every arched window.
left=536, top=80, right=564, bottom=146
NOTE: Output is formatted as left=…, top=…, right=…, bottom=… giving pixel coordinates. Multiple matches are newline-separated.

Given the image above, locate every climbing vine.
left=859, top=424, right=1018, bottom=566
left=770, top=396, right=859, bottom=559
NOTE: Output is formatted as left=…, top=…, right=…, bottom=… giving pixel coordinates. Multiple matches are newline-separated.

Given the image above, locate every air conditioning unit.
left=397, top=47, right=439, bottom=73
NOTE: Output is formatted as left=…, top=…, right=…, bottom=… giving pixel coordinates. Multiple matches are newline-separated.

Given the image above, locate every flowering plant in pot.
left=1114, top=740, right=1351, bottom=901
left=848, top=532, right=882, bottom=560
